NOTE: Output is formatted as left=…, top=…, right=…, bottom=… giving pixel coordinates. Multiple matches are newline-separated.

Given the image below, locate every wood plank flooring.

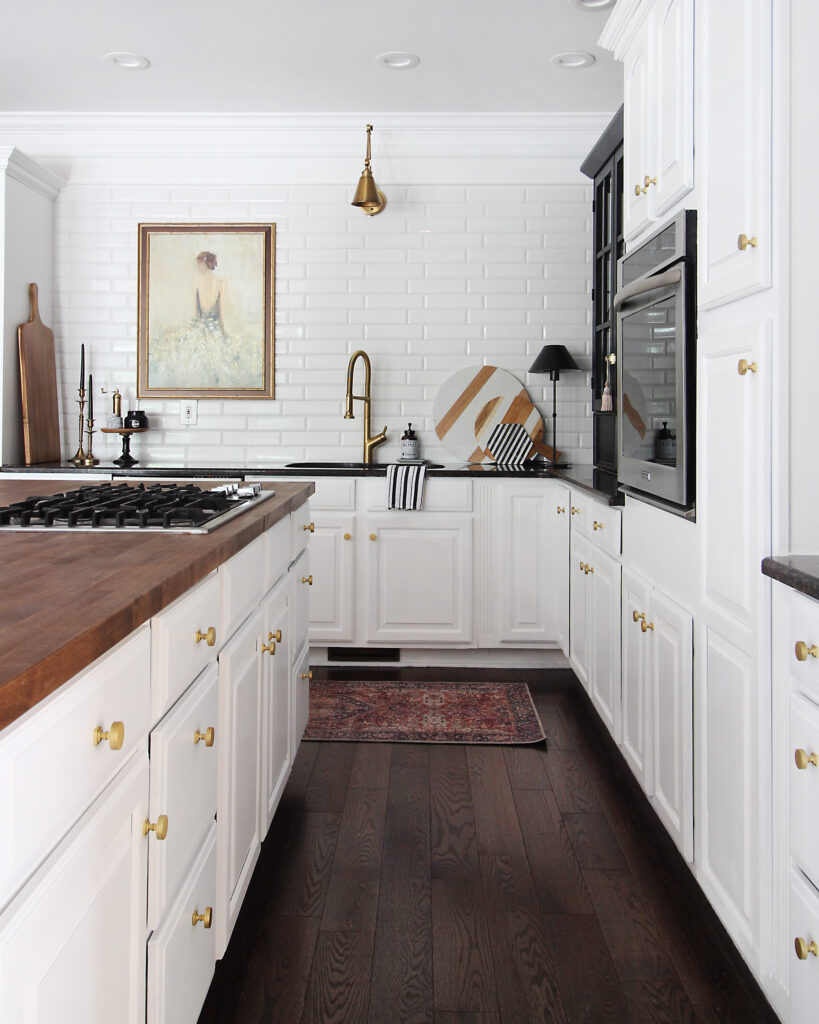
left=198, top=669, right=778, bottom=1024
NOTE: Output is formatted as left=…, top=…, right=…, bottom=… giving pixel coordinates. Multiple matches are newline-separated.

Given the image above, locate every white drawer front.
left=789, top=590, right=819, bottom=701
left=569, top=492, right=592, bottom=537
left=0, top=625, right=151, bottom=911
left=147, top=824, right=217, bottom=1024
left=265, top=516, right=290, bottom=591
left=790, top=868, right=819, bottom=1024
left=790, top=692, right=819, bottom=889
left=221, top=534, right=265, bottom=639
left=587, top=502, right=622, bottom=557
left=310, top=477, right=356, bottom=511
left=364, top=476, right=472, bottom=512
left=148, top=665, right=219, bottom=931
left=151, top=572, right=222, bottom=723
left=291, top=501, right=313, bottom=563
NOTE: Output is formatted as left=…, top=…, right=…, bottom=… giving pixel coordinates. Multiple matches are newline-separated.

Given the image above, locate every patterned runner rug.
left=303, top=679, right=546, bottom=745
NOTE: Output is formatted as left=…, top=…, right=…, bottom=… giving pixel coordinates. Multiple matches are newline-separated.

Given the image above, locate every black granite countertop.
left=762, top=556, right=819, bottom=602
left=1, top=459, right=623, bottom=505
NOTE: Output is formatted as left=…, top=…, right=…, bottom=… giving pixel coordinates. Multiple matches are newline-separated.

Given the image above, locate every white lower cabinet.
left=569, top=532, right=591, bottom=691
left=308, top=513, right=355, bottom=643
left=260, top=578, right=291, bottom=834
left=622, top=568, right=693, bottom=861
left=365, top=514, right=472, bottom=645
left=215, top=606, right=264, bottom=958
left=545, top=489, right=571, bottom=656
left=0, top=752, right=150, bottom=1024
left=147, top=824, right=217, bottom=1024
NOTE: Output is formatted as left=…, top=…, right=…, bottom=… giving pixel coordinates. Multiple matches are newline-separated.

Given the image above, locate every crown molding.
left=598, top=0, right=649, bottom=57
left=0, top=146, right=64, bottom=199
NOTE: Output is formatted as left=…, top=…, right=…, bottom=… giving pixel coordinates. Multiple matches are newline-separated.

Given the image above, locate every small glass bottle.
left=400, top=423, right=419, bottom=460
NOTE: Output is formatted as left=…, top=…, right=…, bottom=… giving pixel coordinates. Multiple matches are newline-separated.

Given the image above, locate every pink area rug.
left=303, top=679, right=545, bottom=745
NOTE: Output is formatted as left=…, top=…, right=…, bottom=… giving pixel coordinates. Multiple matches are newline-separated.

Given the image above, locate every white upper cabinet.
left=698, top=0, right=772, bottom=307
left=603, top=0, right=694, bottom=244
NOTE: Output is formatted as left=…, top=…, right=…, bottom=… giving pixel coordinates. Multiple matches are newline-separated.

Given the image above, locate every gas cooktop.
left=0, top=482, right=275, bottom=534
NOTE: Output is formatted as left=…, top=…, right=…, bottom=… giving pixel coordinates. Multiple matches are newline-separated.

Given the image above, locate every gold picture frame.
left=137, top=223, right=275, bottom=399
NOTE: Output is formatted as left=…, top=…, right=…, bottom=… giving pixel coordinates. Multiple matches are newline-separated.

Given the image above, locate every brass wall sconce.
left=351, top=124, right=386, bottom=216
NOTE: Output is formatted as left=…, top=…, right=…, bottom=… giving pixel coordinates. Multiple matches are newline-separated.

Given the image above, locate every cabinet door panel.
left=0, top=753, right=149, bottom=1024
left=699, top=0, right=771, bottom=307
left=623, top=22, right=653, bottom=241
left=545, top=489, right=571, bottom=655
left=789, top=693, right=819, bottom=888
left=261, top=582, right=290, bottom=833
left=498, top=486, right=551, bottom=644
left=293, top=645, right=311, bottom=758
left=652, top=0, right=694, bottom=216
left=308, top=514, right=355, bottom=643
left=589, top=548, right=622, bottom=743
left=789, top=868, right=819, bottom=1024
left=621, top=568, right=652, bottom=789
left=569, top=534, right=591, bottom=692
left=366, top=516, right=472, bottom=644
left=650, top=591, right=693, bottom=861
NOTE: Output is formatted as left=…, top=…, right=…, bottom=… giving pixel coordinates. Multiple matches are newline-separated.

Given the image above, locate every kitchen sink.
left=285, top=461, right=444, bottom=470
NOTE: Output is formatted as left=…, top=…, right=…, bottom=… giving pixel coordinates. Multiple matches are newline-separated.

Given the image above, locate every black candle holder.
left=100, top=427, right=147, bottom=467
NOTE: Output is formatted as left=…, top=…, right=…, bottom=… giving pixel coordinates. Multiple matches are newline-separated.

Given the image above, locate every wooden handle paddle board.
left=18, top=283, right=61, bottom=465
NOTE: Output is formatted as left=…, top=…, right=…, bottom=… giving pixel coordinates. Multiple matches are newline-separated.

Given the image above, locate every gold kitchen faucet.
left=344, top=349, right=387, bottom=464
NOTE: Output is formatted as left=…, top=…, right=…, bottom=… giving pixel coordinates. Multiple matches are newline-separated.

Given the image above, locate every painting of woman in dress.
left=137, top=224, right=275, bottom=399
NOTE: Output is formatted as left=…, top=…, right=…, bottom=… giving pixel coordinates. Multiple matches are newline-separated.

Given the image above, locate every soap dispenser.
left=400, top=423, right=420, bottom=461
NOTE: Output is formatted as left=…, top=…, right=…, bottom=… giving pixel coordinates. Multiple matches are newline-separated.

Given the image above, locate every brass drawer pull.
left=194, top=727, right=215, bottom=747
left=303, top=522, right=315, bottom=533
left=795, top=937, right=819, bottom=960
left=344, top=532, right=352, bottom=540
left=737, top=233, right=758, bottom=251
left=737, top=358, right=758, bottom=376
left=261, top=640, right=276, bottom=656
left=795, top=748, right=819, bottom=771
left=192, top=907, right=213, bottom=929
left=633, top=611, right=646, bottom=625
left=143, top=815, right=169, bottom=841
left=795, top=641, right=819, bottom=662
left=579, top=561, right=587, bottom=573
left=195, top=626, right=216, bottom=646
left=641, top=619, right=655, bottom=633
left=585, top=564, right=594, bottom=575
left=93, top=721, right=124, bottom=750
left=557, top=506, right=565, bottom=514
left=593, top=520, right=603, bottom=531
left=571, top=506, right=580, bottom=516
left=302, top=670, right=313, bottom=680
left=269, top=629, right=282, bottom=643
left=634, top=182, right=648, bottom=197
left=302, top=575, right=313, bottom=585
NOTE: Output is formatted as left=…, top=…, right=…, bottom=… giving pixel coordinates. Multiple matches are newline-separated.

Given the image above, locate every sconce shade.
left=351, top=124, right=386, bottom=216
left=529, top=344, right=580, bottom=378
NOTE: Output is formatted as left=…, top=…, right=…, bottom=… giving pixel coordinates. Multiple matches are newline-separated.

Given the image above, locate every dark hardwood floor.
left=199, top=668, right=779, bottom=1023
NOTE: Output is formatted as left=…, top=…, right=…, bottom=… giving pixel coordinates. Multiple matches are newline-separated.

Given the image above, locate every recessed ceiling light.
left=571, top=0, right=615, bottom=9
left=550, top=51, right=596, bottom=69
left=104, top=52, right=151, bottom=71
left=375, top=52, right=420, bottom=70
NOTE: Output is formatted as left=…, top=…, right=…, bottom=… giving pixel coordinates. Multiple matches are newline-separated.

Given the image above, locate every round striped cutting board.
left=433, top=365, right=544, bottom=463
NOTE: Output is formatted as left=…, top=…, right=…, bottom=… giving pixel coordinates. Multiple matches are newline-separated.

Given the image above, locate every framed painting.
left=137, top=223, right=275, bottom=399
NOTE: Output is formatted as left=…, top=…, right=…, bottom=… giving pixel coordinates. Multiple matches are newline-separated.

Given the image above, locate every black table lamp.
left=529, top=344, right=580, bottom=465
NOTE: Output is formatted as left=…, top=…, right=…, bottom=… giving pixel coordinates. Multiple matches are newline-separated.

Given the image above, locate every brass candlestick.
left=80, top=417, right=100, bottom=467
left=67, top=388, right=87, bottom=465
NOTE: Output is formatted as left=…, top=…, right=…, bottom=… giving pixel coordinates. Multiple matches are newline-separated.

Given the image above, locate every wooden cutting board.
left=18, top=283, right=61, bottom=465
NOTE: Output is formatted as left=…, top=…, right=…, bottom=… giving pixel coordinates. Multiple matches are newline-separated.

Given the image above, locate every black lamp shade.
left=529, top=344, right=580, bottom=377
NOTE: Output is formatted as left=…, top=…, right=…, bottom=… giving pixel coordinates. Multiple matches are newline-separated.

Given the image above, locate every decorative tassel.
left=601, top=365, right=613, bottom=412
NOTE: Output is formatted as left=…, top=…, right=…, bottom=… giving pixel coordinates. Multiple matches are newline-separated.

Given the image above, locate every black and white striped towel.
left=485, top=422, right=534, bottom=464
left=387, top=463, right=426, bottom=510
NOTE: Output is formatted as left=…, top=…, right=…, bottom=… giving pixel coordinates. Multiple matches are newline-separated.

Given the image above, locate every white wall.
left=0, top=114, right=606, bottom=468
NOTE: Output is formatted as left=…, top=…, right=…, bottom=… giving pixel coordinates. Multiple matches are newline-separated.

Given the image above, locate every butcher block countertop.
left=0, top=479, right=314, bottom=732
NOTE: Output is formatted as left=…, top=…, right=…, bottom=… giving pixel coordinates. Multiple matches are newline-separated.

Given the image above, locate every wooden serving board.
left=18, top=283, right=61, bottom=465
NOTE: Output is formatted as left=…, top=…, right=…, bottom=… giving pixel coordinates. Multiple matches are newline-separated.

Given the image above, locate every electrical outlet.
left=180, top=400, right=198, bottom=425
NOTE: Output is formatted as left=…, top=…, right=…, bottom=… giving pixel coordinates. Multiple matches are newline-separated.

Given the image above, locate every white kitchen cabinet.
left=221, top=534, right=266, bottom=643
left=260, top=578, right=290, bottom=833
left=570, top=532, right=592, bottom=693
left=308, top=513, right=355, bottom=643
left=147, top=824, right=217, bottom=1024
left=789, top=868, right=819, bottom=1024
left=0, top=752, right=149, bottom=1024
left=215, top=607, right=264, bottom=958
left=545, top=488, right=571, bottom=656
left=603, top=0, right=694, bottom=244
left=365, top=514, right=472, bottom=645
left=621, top=568, right=652, bottom=789
left=293, top=646, right=311, bottom=756
left=588, top=546, right=622, bottom=744
left=698, top=0, right=772, bottom=308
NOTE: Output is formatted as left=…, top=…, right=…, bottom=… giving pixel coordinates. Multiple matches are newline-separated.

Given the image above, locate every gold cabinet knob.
left=593, top=520, right=603, bottom=531
left=557, top=506, right=566, bottom=514
left=192, top=907, right=213, bottom=929
left=585, top=565, right=594, bottom=575
left=303, top=522, right=315, bottom=533
left=194, top=727, right=215, bottom=747
left=634, top=182, right=648, bottom=197
left=737, top=358, right=758, bottom=376
left=644, top=175, right=657, bottom=189
left=795, top=748, right=819, bottom=770
left=261, top=640, right=276, bottom=655
left=606, top=352, right=617, bottom=365
left=93, top=720, right=125, bottom=750
left=795, top=641, right=819, bottom=662
left=269, top=629, right=282, bottom=643
left=795, top=936, right=819, bottom=960
left=633, top=610, right=646, bottom=625
left=195, top=626, right=216, bottom=646
left=302, top=670, right=313, bottom=680
left=369, top=533, right=377, bottom=541
left=737, top=233, right=758, bottom=251
left=143, top=815, right=169, bottom=841
left=344, top=532, right=352, bottom=540
left=571, top=506, right=580, bottom=516
left=579, top=561, right=586, bottom=573
left=302, top=575, right=313, bottom=585
left=641, top=619, right=655, bottom=633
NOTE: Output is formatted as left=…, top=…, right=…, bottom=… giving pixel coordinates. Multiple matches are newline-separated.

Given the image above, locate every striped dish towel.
left=386, top=463, right=426, bottom=510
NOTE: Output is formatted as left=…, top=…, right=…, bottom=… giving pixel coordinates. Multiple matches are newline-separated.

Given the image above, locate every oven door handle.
left=614, top=267, right=682, bottom=311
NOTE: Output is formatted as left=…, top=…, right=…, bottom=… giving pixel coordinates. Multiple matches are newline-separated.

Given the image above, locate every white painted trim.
left=0, top=147, right=64, bottom=200
left=599, top=0, right=649, bottom=55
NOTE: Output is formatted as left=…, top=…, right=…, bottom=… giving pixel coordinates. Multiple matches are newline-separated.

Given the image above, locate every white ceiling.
left=0, top=0, right=623, bottom=114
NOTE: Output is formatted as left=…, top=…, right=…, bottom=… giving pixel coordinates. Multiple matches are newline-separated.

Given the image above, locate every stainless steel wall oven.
left=615, top=210, right=696, bottom=514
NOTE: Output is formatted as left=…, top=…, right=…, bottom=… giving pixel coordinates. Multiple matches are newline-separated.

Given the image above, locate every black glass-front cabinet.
left=581, top=107, right=624, bottom=498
